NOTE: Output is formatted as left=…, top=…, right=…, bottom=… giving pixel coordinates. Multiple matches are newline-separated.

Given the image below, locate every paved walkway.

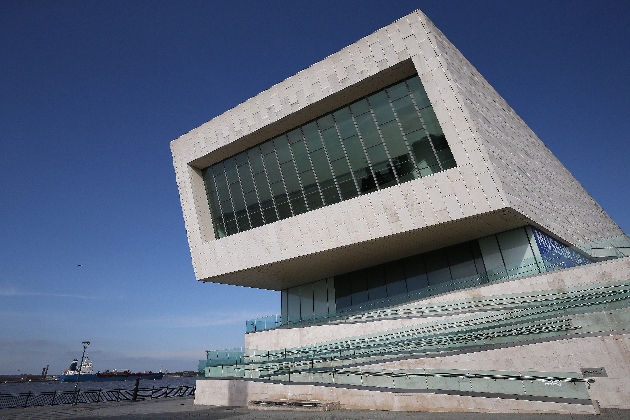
left=1, top=397, right=629, bottom=420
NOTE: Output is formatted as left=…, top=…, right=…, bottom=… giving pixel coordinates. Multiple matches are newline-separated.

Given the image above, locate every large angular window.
left=203, top=75, right=456, bottom=239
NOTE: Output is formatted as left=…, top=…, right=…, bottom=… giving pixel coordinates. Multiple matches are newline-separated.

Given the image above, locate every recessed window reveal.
left=202, top=75, right=456, bottom=239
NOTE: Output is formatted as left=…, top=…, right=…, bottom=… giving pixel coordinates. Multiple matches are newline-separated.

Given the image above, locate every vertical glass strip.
left=326, top=277, right=336, bottom=315
left=299, top=283, right=313, bottom=320
left=366, top=92, right=401, bottom=188
left=343, top=134, right=373, bottom=194
left=332, top=108, right=361, bottom=197
left=281, top=290, right=288, bottom=324
left=366, top=266, right=386, bottom=301
left=287, top=287, right=301, bottom=324
left=334, top=273, right=352, bottom=311
left=312, top=280, right=328, bottom=318
left=350, top=270, right=368, bottom=306
left=385, top=262, right=407, bottom=297
left=202, top=168, right=225, bottom=238
left=310, top=148, right=339, bottom=205
left=404, top=255, right=428, bottom=292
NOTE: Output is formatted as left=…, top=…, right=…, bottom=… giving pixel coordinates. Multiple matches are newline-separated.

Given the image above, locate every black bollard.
left=132, top=378, right=140, bottom=401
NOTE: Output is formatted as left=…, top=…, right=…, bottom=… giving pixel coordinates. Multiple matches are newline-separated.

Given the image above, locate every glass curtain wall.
left=334, top=240, right=486, bottom=312
left=282, top=278, right=335, bottom=324
left=280, top=226, right=587, bottom=324
left=202, top=75, right=456, bottom=239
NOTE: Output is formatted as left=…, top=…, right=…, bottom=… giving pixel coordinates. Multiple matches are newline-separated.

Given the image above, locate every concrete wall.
left=371, top=333, right=630, bottom=409
left=194, top=378, right=248, bottom=407
left=195, top=379, right=597, bottom=414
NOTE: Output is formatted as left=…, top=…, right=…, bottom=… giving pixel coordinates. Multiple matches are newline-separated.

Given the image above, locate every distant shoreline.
left=0, top=371, right=197, bottom=384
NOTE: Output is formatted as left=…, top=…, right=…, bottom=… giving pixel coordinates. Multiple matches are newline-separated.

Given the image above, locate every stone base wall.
left=204, top=258, right=630, bottom=412
left=371, top=334, right=630, bottom=409
left=194, top=378, right=247, bottom=407
left=195, top=379, right=597, bottom=414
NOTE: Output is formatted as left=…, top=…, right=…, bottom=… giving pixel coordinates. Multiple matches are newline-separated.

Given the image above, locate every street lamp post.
left=72, top=341, right=90, bottom=406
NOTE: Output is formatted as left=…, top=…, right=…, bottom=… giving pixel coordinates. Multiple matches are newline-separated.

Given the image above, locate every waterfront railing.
left=0, top=384, right=195, bottom=410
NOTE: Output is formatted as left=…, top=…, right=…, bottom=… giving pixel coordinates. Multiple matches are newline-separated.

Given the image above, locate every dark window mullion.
left=317, top=127, right=344, bottom=201
left=287, top=137, right=311, bottom=212
left=220, top=164, right=241, bottom=234
left=366, top=98, right=401, bottom=185
left=234, top=163, right=254, bottom=230
left=212, top=174, right=228, bottom=236
left=406, top=80, right=444, bottom=172
left=206, top=169, right=225, bottom=239
left=331, top=114, right=361, bottom=196
left=260, top=152, right=281, bottom=221
left=274, top=147, right=295, bottom=218
left=300, top=130, right=326, bottom=207
left=246, top=155, right=265, bottom=224
left=228, top=172, right=249, bottom=232
left=386, top=89, right=420, bottom=180
left=214, top=169, right=231, bottom=237
left=351, top=112, right=382, bottom=193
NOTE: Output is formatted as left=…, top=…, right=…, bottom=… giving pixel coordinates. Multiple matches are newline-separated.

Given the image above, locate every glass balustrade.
left=246, top=231, right=630, bottom=332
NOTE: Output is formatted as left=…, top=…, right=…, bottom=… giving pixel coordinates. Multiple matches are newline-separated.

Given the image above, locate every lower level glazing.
left=275, top=226, right=594, bottom=327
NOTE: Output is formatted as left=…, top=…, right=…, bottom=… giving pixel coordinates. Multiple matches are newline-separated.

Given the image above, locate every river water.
left=0, top=376, right=196, bottom=395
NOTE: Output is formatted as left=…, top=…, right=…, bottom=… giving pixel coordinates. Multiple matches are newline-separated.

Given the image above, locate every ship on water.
left=59, top=354, right=164, bottom=382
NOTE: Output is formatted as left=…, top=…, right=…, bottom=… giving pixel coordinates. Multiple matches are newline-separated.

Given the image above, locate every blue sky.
left=1, top=0, right=628, bottom=374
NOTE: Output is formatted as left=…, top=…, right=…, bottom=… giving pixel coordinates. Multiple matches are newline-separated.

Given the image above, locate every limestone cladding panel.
left=419, top=17, right=622, bottom=244
left=186, top=173, right=495, bottom=283
left=195, top=379, right=597, bottom=413
left=194, top=379, right=248, bottom=407
left=171, top=10, right=622, bottom=285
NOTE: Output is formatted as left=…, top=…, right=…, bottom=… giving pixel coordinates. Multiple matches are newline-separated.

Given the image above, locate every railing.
left=201, top=279, right=630, bottom=403
left=199, top=235, right=630, bottom=405
left=201, top=365, right=592, bottom=402
left=245, top=234, right=630, bottom=332
left=268, top=368, right=593, bottom=401
left=238, top=280, right=630, bottom=364
left=245, top=315, right=281, bottom=334
left=0, top=385, right=195, bottom=410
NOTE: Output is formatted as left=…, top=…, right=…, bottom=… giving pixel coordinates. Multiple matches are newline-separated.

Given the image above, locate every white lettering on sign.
left=543, top=380, right=562, bottom=386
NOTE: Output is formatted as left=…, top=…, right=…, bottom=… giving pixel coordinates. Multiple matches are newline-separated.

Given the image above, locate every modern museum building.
left=171, top=9, right=630, bottom=413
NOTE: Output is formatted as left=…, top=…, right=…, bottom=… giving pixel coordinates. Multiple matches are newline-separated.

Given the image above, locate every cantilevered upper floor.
left=171, top=10, right=623, bottom=290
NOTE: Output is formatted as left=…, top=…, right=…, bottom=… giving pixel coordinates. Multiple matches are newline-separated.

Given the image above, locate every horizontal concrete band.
left=202, top=377, right=593, bottom=406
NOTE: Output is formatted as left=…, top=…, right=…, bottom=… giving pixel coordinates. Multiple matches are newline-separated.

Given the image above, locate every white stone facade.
left=171, top=10, right=621, bottom=290
left=175, top=10, right=629, bottom=413
left=195, top=379, right=598, bottom=414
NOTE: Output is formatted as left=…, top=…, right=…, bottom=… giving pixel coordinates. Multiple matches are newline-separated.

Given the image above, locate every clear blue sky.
left=1, top=0, right=628, bottom=374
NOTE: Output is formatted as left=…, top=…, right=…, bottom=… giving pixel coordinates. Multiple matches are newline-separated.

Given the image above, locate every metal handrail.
left=0, top=384, right=195, bottom=410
